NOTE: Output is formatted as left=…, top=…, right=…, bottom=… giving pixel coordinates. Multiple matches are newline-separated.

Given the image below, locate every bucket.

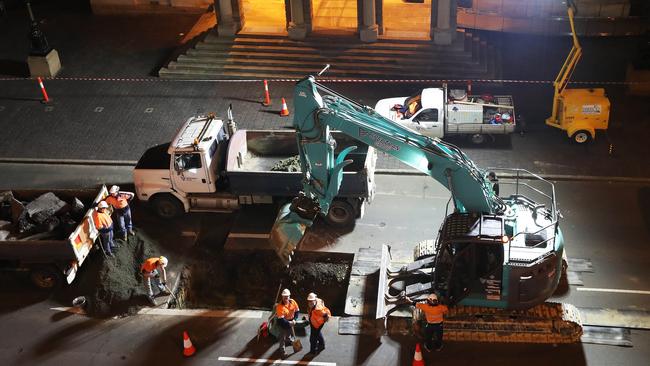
left=72, top=296, right=87, bottom=309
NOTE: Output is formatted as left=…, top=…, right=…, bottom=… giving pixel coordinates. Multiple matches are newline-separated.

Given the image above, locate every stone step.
left=188, top=46, right=476, bottom=63
left=203, top=32, right=469, bottom=52
left=163, top=63, right=492, bottom=79
left=172, top=55, right=486, bottom=74
left=180, top=51, right=480, bottom=67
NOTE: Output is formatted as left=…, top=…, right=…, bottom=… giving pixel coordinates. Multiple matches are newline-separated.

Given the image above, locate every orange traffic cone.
left=262, top=79, right=271, bottom=106
left=280, top=98, right=290, bottom=117
left=183, top=331, right=196, bottom=357
left=412, top=343, right=425, bottom=366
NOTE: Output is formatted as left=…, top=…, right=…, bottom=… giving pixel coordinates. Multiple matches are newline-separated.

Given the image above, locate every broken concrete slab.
left=26, top=192, right=68, bottom=224
left=0, top=230, right=10, bottom=240
left=0, top=220, right=10, bottom=230
left=10, top=197, right=24, bottom=224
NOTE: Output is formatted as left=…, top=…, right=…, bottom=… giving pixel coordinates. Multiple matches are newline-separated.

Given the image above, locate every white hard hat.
left=98, top=201, right=109, bottom=209
left=109, top=185, right=120, bottom=194
left=281, top=289, right=291, bottom=297
left=307, top=292, right=317, bottom=301
left=159, top=256, right=168, bottom=266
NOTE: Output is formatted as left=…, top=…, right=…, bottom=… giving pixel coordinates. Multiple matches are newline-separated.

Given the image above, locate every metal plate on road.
left=568, top=258, right=594, bottom=272
left=581, top=326, right=632, bottom=347
left=579, top=308, right=650, bottom=329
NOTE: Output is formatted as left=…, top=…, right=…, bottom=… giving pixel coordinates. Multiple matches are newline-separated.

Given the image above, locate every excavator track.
left=437, top=302, right=583, bottom=343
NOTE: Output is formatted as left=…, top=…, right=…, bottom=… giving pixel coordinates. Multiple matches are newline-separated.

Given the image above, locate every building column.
left=359, top=0, right=378, bottom=42
left=288, top=0, right=308, bottom=39
left=431, top=0, right=457, bottom=45
left=216, top=0, right=243, bottom=36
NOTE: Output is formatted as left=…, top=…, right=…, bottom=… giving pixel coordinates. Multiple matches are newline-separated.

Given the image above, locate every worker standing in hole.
left=93, top=201, right=116, bottom=257
left=105, top=185, right=135, bottom=241
left=306, top=292, right=331, bottom=355
left=141, top=256, right=170, bottom=305
left=276, top=288, right=300, bottom=357
left=408, top=293, right=449, bottom=351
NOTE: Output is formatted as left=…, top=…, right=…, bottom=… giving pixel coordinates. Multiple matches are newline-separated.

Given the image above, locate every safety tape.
left=1, top=76, right=648, bottom=85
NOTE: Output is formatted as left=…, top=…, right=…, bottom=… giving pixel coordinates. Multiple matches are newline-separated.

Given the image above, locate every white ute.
left=374, top=87, right=517, bottom=144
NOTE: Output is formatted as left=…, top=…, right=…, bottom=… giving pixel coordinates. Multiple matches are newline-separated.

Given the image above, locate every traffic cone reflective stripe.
left=280, top=98, right=289, bottom=116
left=262, top=79, right=271, bottom=106
left=183, top=331, right=196, bottom=357
left=37, top=77, right=50, bottom=103
left=412, top=343, right=424, bottom=366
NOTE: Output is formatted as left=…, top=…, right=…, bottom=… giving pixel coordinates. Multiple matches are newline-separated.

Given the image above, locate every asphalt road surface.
left=1, top=165, right=649, bottom=365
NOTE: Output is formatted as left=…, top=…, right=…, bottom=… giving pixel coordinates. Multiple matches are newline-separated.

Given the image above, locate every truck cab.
left=374, top=88, right=445, bottom=138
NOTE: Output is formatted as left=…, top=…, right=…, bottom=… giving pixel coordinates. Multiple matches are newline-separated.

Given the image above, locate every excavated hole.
left=173, top=251, right=353, bottom=315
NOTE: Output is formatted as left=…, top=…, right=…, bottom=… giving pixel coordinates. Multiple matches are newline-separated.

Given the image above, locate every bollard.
left=467, top=80, right=472, bottom=95
left=262, top=79, right=271, bottom=106
left=37, top=77, right=50, bottom=103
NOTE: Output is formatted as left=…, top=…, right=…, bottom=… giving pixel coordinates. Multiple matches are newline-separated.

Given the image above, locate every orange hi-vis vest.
left=309, top=301, right=331, bottom=328
left=416, top=303, right=449, bottom=324
left=106, top=194, right=129, bottom=209
left=276, top=299, right=299, bottom=321
left=141, top=257, right=161, bottom=273
left=92, top=210, right=112, bottom=230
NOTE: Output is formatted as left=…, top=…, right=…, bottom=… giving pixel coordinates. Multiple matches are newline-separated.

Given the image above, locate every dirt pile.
left=63, top=233, right=157, bottom=317
left=271, top=155, right=301, bottom=172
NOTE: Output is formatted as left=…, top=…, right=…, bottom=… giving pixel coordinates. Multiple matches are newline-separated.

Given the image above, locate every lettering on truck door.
left=172, top=152, right=212, bottom=193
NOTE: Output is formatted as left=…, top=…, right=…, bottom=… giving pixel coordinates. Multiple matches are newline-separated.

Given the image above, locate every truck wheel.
left=30, top=266, right=63, bottom=289
left=470, top=134, right=485, bottom=144
left=325, top=200, right=356, bottom=228
left=572, top=130, right=592, bottom=144
left=150, top=194, right=183, bottom=219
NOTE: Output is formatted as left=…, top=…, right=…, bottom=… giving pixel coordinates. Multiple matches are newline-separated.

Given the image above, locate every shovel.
left=291, top=325, right=302, bottom=352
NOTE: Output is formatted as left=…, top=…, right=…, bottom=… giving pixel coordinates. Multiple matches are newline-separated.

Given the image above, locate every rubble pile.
left=0, top=191, right=86, bottom=241
left=271, top=155, right=302, bottom=172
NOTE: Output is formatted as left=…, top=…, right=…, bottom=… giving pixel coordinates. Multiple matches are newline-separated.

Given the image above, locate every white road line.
left=218, top=357, right=335, bottom=365
left=137, top=308, right=264, bottom=318
left=576, top=287, right=650, bottom=295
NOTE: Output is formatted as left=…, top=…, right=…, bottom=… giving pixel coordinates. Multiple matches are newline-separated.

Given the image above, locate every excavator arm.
left=269, top=76, right=505, bottom=264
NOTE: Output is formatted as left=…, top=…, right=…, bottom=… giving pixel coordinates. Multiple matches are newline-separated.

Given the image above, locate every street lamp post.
left=25, top=0, right=61, bottom=77
left=26, top=1, right=52, bottom=56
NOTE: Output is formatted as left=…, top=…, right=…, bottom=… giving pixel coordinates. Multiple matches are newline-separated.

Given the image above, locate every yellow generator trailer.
left=545, top=0, right=610, bottom=144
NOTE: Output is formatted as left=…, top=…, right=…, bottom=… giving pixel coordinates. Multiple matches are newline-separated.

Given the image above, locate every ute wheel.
left=325, top=200, right=356, bottom=227
left=470, top=134, right=485, bottom=144
left=30, top=266, right=63, bottom=290
left=571, top=130, right=592, bottom=144
left=150, top=194, right=183, bottom=219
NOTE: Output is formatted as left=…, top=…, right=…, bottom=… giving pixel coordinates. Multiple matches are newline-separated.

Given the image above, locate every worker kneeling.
left=408, top=293, right=449, bottom=352
left=141, top=256, right=170, bottom=305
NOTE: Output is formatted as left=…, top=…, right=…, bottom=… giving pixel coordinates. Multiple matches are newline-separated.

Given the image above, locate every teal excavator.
left=270, top=75, right=582, bottom=343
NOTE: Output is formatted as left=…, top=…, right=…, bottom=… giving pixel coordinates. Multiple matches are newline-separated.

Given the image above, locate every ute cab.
left=374, top=88, right=446, bottom=138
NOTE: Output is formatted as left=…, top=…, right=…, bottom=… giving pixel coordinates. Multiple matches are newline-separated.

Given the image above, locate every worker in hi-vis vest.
left=409, top=293, right=449, bottom=351
left=92, top=201, right=116, bottom=257
left=141, top=256, right=169, bottom=305
left=105, top=185, right=135, bottom=241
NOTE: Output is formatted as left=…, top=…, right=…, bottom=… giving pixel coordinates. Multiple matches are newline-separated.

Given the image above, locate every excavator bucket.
left=269, top=202, right=313, bottom=266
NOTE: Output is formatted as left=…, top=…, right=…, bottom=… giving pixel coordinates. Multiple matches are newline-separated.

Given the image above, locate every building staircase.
left=159, top=30, right=500, bottom=80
